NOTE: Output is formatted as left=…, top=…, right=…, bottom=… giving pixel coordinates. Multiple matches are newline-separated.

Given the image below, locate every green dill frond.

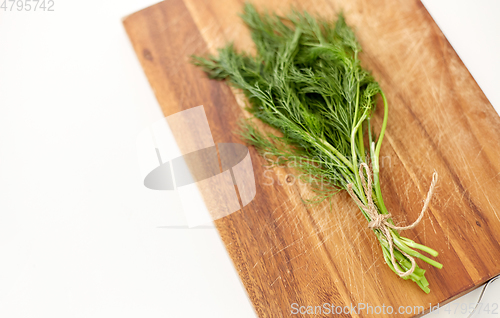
left=193, top=3, right=380, bottom=193
left=193, top=3, right=442, bottom=292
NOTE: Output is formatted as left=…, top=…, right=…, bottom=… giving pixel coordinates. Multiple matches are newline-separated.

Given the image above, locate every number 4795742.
left=1, top=0, right=55, bottom=11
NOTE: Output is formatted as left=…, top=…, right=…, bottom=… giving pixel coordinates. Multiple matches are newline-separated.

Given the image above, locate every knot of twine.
left=346, top=163, right=438, bottom=277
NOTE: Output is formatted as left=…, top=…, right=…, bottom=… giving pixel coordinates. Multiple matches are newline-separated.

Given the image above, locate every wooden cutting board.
left=123, top=0, right=500, bottom=317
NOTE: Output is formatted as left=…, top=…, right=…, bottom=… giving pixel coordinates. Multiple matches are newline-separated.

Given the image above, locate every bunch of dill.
left=193, top=3, right=442, bottom=293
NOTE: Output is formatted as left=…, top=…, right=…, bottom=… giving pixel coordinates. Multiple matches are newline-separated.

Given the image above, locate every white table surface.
left=0, top=0, right=498, bottom=317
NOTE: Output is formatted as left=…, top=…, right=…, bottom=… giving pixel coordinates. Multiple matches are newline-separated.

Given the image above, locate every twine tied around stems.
left=346, top=163, right=438, bottom=277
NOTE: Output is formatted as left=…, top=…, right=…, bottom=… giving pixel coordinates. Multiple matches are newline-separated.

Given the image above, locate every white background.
left=0, top=0, right=498, bottom=317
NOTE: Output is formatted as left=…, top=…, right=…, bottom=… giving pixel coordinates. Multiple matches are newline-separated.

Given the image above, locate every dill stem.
left=350, top=110, right=369, bottom=203
left=351, top=51, right=367, bottom=202
left=350, top=115, right=364, bottom=168
left=400, top=237, right=439, bottom=257
left=381, top=243, right=422, bottom=281
left=372, top=91, right=390, bottom=219
left=353, top=51, right=365, bottom=163
left=374, top=91, right=389, bottom=160
left=392, top=235, right=443, bottom=269
left=351, top=50, right=361, bottom=169
left=358, top=123, right=365, bottom=162
left=369, top=96, right=442, bottom=270
left=316, top=136, right=355, bottom=173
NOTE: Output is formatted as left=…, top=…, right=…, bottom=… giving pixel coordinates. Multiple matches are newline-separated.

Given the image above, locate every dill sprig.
left=193, top=3, right=442, bottom=293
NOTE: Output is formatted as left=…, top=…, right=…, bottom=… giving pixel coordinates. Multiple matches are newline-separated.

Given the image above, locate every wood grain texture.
left=123, top=0, right=500, bottom=317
